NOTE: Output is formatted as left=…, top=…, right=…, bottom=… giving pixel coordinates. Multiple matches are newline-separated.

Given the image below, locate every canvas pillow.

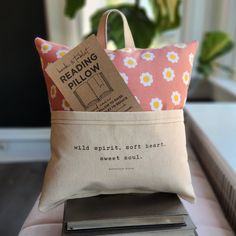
left=39, top=109, right=195, bottom=212
left=35, top=39, right=197, bottom=111
left=35, top=9, right=198, bottom=212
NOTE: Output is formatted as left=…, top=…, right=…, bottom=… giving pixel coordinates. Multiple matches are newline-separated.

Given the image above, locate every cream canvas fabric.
left=39, top=110, right=195, bottom=212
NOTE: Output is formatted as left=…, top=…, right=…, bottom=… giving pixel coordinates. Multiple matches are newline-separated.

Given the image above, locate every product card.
left=46, top=35, right=141, bottom=112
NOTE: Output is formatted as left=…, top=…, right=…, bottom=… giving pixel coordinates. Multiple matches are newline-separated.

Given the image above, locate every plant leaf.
left=65, top=0, right=85, bottom=18
left=89, top=4, right=156, bottom=48
left=118, top=5, right=156, bottom=48
left=197, top=63, right=213, bottom=78
left=199, top=31, right=234, bottom=63
left=151, top=0, right=181, bottom=33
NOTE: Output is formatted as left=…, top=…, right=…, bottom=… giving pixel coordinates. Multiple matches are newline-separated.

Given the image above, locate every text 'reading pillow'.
left=35, top=38, right=197, bottom=111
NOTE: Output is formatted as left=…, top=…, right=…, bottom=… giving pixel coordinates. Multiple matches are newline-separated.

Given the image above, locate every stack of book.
left=62, top=193, right=197, bottom=236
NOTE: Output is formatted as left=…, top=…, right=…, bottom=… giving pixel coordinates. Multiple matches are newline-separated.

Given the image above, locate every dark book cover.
left=62, top=193, right=197, bottom=235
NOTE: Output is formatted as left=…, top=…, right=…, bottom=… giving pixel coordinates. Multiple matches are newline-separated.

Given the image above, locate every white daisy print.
left=123, top=57, right=137, bottom=68
left=135, top=96, right=140, bottom=104
left=189, top=53, right=194, bottom=66
left=166, top=51, right=179, bottom=63
left=182, top=71, right=190, bottom=85
left=141, top=52, right=155, bottom=61
left=62, top=99, right=70, bottom=111
left=56, top=49, right=68, bottom=59
left=162, top=67, right=175, bottom=81
left=50, top=85, right=57, bottom=99
left=174, top=43, right=186, bottom=48
left=171, top=91, right=181, bottom=105
left=120, top=72, right=128, bottom=84
left=140, top=72, right=153, bottom=87
left=108, top=53, right=115, bottom=60
left=150, top=98, right=163, bottom=111
left=41, top=43, right=52, bottom=54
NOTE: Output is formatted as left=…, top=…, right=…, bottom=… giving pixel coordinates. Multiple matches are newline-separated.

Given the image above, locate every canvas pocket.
left=39, top=110, right=195, bottom=212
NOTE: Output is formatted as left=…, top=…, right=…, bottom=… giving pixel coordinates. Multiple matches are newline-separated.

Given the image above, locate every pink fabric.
left=35, top=38, right=197, bottom=111
left=19, top=149, right=234, bottom=236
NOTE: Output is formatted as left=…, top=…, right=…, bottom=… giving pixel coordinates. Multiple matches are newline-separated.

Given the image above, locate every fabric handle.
left=97, top=9, right=135, bottom=49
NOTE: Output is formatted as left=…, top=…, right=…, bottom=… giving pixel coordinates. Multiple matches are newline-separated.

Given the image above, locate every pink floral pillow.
left=35, top=38, right=197, bottom=111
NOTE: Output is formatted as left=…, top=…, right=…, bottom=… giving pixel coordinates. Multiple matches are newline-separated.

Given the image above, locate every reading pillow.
left=35, top=37, right=197, bottom=112
left=35, top=9, right=198, bottom=212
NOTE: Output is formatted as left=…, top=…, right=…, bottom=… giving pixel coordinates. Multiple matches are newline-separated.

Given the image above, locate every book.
left=62, top=193, right=197, bottom=235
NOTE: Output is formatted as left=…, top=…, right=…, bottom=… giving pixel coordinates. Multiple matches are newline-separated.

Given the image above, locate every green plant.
left=64, top=0, right=182, bottom=48
left=197, top=31, right=234, bottom=79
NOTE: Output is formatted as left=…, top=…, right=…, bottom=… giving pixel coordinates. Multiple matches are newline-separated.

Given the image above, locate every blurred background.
left=0, top=0, right=236, bottom=235
left=1, top=0, right=236, bottom=128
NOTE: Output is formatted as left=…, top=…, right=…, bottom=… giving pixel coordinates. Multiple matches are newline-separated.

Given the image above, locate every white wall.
left=180, top=0, right=236, bottom=79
